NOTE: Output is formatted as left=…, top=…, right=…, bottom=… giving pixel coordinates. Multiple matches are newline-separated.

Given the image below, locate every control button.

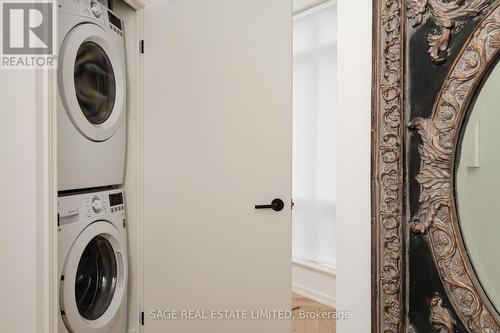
left=90, top=0, right=102, bottom=18
left=91, top=196, right=103, bottom=214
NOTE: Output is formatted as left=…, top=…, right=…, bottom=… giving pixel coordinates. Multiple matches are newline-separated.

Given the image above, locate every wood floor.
left=292, top=294, right=336, bottom=333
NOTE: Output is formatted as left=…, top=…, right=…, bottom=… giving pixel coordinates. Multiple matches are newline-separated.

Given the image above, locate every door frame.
left=44, top=1, right=146, bottom=333
left=36, top=60, right=58, bottom=333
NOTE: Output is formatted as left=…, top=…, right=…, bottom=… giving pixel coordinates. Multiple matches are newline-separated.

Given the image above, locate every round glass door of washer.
left=75, top=235, right=117, bottom=320
left=60, top=221, right=127, bottom=333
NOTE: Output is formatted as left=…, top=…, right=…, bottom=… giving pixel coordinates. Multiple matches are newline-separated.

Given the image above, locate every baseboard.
left=292, top=259, right=336, bottom=308
left=292, top=282, right=337, bottom=308
left=292, top=257, right=336, bottom=276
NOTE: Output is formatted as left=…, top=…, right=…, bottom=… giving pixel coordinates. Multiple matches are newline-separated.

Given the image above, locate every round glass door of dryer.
left=59, top=23, right=125, bottom=142
left=74, top=41, right=116, bottom=126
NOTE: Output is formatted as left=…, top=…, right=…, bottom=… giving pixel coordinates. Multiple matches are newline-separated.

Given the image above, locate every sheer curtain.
left=292, top=3, right=337, bottom=267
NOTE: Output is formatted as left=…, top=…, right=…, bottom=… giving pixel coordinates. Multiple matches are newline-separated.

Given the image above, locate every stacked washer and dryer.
left=57, top=0, right=128, bottom=332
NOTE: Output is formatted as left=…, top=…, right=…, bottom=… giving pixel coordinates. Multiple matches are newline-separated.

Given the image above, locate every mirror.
left=374, top=1, right=500, bottom=330
left=456, top=58, right=500, bottom=312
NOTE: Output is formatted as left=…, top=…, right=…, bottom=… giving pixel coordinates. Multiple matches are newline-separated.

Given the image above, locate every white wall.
left=0, top=70, right=52, bottom=332
left=336, top=0, right=372, bottom=332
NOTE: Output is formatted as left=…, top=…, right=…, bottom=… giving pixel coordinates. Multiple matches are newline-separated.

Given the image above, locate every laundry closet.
left=0, top=0, right=293, bottom=332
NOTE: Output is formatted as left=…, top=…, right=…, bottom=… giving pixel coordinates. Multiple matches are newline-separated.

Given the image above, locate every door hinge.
left=140, top=40, right=145, bottom=54
left=291, top=199, right=295, bottom=210
left=140, top=311, right=145, bottom=326
left=57, top=213, right=60, bottom=227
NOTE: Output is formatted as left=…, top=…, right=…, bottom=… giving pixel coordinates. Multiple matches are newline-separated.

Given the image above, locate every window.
left=293, top=3, right=337, bottom=267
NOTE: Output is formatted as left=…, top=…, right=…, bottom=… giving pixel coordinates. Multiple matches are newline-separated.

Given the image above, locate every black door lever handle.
left=255, top=198, right=284, bottom=212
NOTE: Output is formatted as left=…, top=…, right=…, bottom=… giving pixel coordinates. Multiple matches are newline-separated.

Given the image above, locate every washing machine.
left=58, top=189, right=128, bottom=333
left=58, top=0, right=127, bottom=192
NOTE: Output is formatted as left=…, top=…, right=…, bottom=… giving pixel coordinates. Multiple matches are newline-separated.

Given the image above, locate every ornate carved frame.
left=373, top=0, right=500, bottom=332
left=372, top=0, right=406, bottom=331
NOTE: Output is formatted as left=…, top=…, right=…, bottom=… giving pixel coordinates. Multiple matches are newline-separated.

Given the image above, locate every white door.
left=142, top=0, right=292, bottom=332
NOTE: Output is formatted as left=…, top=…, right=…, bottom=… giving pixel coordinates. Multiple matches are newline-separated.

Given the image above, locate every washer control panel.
left=58, top=189, right=125, bottom=229
left=84, top=193, right=108, bottom=218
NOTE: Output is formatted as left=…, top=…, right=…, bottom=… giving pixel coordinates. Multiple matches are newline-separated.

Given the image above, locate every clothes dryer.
left=58, top=0, right=126, bottom=191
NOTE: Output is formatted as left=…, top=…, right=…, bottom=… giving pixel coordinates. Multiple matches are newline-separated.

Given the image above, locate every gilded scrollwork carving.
left=411, top=3, right=500, bottom=332
left=373, top=0, right=405, bottom=332
left=406, top=0, right=491, bottom=63
left=430, top=295, right=455, bottom=333
left=407, top=326, right=417, bottom=333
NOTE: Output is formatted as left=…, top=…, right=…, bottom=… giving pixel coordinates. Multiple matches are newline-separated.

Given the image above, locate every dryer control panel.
left=60, top=0, right=123, bottom=36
